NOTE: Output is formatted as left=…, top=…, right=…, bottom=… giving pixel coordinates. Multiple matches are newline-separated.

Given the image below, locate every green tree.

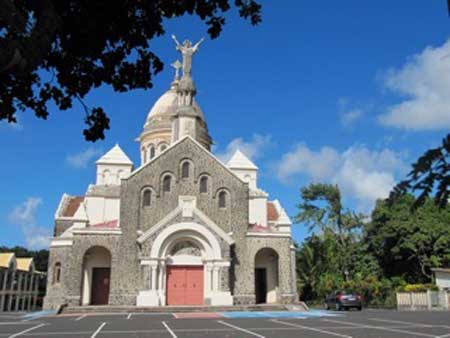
left=366, top=194, right=450, bottom=282
left=295, top=183, right=364, bottom=281
left=389, top=133, right=449, bottom=209
left=0, top=0, right=261, bottom=141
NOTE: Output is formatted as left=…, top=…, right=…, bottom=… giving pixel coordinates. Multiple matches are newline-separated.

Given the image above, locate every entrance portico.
left=137, top=220, right=233, bottom=306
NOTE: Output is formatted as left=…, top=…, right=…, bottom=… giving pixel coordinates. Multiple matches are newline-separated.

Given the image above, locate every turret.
left=96, top=144, right=133, bottom=185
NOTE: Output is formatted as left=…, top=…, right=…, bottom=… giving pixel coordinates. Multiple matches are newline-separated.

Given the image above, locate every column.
left=212, top=266, right=219, bottom=292
left=205, top=266, right=212, bottom=293
left=7, top=271, right=16, bottom=311
left=159, top=265, right=166, bottom=291
left=150, top=266, right=157, bottom=290
left=0, top=270, right=8, bottom=312
left=21, top=274, right=28, bottom=311
left=157, top=264, right=164, bottom=290
left=26, top=274, right=33, bottom=311
left=15, top=273, right=23, bottom=311
left=32, top=275, right=39, bottom=310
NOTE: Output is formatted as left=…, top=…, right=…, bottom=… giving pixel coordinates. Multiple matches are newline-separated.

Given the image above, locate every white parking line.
left=271, top=319, right=353, bottom=338
left=217, top=320, right=266, bottom=338
left=74, top=314, right=87, bottom=321
left=91, top=322, right=106, bottom=338
left=0, top=322, right=39, bottom=326
left=369, top=317, right=450, bottom=329
left=127, top=313, right=132, bottom=320
left=324, top=318, right=436, bottom=338
left=436, top=334, right=450, bottom=338
left=8, top=323, right=45, bottom=338
left=162, top=321, right=178, bottom=338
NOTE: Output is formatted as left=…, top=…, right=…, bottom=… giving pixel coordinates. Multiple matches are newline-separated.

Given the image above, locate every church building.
left=44, top=38, right=297, bottom=309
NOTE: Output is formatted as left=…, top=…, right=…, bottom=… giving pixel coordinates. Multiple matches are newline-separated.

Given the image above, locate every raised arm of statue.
left=192, top=37, right=205, bottom=52
left=171, top=34, right=181, bottom=48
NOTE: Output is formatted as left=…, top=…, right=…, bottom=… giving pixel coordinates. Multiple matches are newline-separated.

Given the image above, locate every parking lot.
left=0, top=309, right=449, bottom=338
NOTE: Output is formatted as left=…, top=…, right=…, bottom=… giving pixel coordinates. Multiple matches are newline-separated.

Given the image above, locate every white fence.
left=397, top=291, right=449, bottom=310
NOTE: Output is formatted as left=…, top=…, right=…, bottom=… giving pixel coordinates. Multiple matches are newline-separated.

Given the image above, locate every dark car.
left=325, top=290, right=363, bottom=311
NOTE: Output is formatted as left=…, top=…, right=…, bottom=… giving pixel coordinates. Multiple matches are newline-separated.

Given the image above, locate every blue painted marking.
left=221, top=310, right=342, bottom=319
left=22, top=310, right=57, bottom=319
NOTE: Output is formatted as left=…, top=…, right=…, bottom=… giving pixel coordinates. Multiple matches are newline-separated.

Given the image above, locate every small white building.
left=432, top=268, right=450, bottom=291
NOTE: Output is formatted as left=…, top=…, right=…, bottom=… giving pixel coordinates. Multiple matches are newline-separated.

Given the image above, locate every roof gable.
left=96, top=144, right=133, bottom=166
left=127, top=136, right=245, bottom=184
left=227, top=149, right=258, bottom=170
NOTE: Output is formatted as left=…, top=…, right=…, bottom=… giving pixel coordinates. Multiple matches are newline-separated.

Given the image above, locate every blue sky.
left=1, top=0, right=450, bottom=249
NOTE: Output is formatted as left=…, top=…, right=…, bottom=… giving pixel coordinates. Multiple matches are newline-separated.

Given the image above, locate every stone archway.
left=254, top=248, right=279, bottom=304
left=81, top=246, right=111, bottom=306
left=137, top=222, right=233, bottom=306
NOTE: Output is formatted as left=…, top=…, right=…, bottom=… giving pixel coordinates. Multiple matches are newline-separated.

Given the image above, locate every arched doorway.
left=139, top=222, right=230, bottom=306
left=254, top=248, right=279, bottom=304
left=81, top=246, right=111, bottom=306
left=166, top=240, right=204, bottom=305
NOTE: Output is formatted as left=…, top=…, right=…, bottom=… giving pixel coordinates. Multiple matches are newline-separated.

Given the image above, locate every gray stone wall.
left=233, top=236, right=297, bottom=305
left=44, top=233, right=137, bottom=309
left=121, top=137, right=249, bottom=235
left=43, top=246, right=72, bottom=309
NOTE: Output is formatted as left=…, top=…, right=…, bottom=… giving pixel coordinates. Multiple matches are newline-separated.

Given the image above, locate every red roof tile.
left=248, top=223, right=273, bottom=232
left=63, top=197, right=84, bottom=217
left=91, top=220, right=118, bottom=228
left=267, top=202, right=279, bottom=222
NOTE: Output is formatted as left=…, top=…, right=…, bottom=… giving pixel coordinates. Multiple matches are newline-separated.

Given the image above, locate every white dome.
left=144, top=85, right=205, bottom=127
left=146, top=88, right=178, bottom=121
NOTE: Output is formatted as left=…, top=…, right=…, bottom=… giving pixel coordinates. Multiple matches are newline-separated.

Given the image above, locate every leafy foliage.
left=389, top=133, right=449, bottom=209
left=0, top=0, right=261, bottom=141
left=366, top=194, right=450, bottom=282
left=399, top=284, right=439, bottom=292
left=295, top=183, right=365, bottom=281
left=296, top=183, right=449, bottom=307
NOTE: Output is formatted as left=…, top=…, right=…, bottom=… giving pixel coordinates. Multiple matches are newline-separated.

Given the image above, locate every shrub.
left=399, top=283, right=439, bottom=292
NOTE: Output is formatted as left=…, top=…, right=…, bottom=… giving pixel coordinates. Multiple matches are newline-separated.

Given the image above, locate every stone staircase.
left=62, top=302, right=308, bottom=314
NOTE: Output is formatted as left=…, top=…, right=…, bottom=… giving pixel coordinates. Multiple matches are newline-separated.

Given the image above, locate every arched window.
left=163, top=175, right=171, bottom=192
left=103, top=170, right=111, bottom=185
left=53, top=262, right=61, bottom=284
left=160, top=144, right=167, bottom=152
left=200, top=176, right=208, bottom=193
left=142, top=189, right=152, bottom=206
left=149, top=146, right=155, bottom=159
left=218, top=191, right=227, bottom=208
left=143, top=149, right=147, bottom=164
left=181, top=162, right=190, bottom=179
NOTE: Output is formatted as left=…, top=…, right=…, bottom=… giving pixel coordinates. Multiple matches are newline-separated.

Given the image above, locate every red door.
left=166, top=266, right=203, bottom=305
left=91, top=268, right=110, bottom=305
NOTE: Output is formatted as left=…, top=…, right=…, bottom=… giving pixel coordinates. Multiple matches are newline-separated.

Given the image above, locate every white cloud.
left=275, top=144, right=407, bottom=212
left=8, top=197, right=50, bottom=249
left=332, top=147, right=406, bottom=211
left=66, top=147, right=102, bottom=169
left=378, top=39, right=450, bottom=130
left=276, top=144, right=339, bottom=182
left=340, top=109, right=363, bottom=127
left=337, top=98, right=366, bottom=128
left=215, top=134, right=273, bottom=163
left=23, top=226, right=52, bottom=249
left=8, top=197, right=42, bottom=226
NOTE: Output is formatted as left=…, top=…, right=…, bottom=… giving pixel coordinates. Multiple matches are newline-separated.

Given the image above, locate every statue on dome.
left=171, top=35, right=204, bottom=77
